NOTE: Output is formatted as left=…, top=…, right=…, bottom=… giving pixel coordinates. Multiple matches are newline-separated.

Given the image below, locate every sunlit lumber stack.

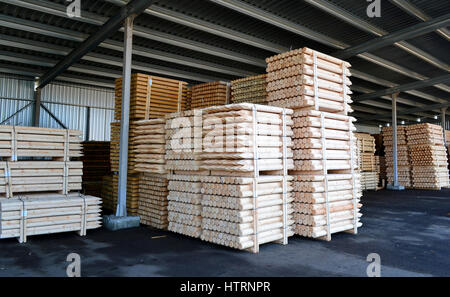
left=165, top=110, right=205, bottom=238
left=110, top=122, right=139, bottom=174
left=266, top=47, right=353, bottom=114
left=0, top=161, right=82, bottom=198
left=0, top=193, right=102, bottom=243
left=382, top=126, right=412, bottom=188
left=355, top=133, right=378, bottom=190
left=0, top=126, right=82, bottom=160
left=231, top=74, right=267, bottom=104
left=134, top=119, right=169, bottom=229
left=81, top=141, right=110, bottom=197
left=267, top=48, right=361, bottom=241
left=199, top=103, right=294, bottom=252
left=191, top=81, right=231, bottom=109
left=406, top=124, right=449, bottom=189
left=114, top=73, right=188, bottom=121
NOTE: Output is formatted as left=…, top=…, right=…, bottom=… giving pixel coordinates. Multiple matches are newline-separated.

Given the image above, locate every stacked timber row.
left=267, top=48, right=362, bottom=241
left=165, top=110, right=206, bottom=238
left=0, top=193, right=102, bottom=243
left=355, top=133, right=378, bottom=191
left=135, top=119, right=169, bottom=229
left=231, top=74, right=268, bottom=104
left=0, top=126, right=83, bottom=198
left=185, top=87, right=192, bottom=111
left=114, top=73, right=188, bottom=121
left=382, top=126, right=412, bottom=188
left=191, top=81, right=231, bottom=109
left=81, top=141, right=110, bottom=197
left=406, top=124, right=449, bottom=189
left=200, top=103, right=294, bottom=253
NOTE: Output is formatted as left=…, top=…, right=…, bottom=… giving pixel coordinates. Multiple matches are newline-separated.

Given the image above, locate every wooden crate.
left=231, top=74, right=267, bottom=104
left=0, top=193, right=102, bottom=243
left=191, top=81, right=231, bottom=109
left=0, top=126, right=82, bottom=161
left=0, top=161, right=82, bottom=198
left=114, top=73, right=188, bottom=121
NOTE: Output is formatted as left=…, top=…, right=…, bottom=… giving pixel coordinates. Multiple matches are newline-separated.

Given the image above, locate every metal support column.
left=85, top=107, right=91, bottom=141
left=442, top=107, right=447, bottom=144
left=387, top=93, right=405, bottom=190
left=116, top=16, right=134, bottom=217
left=33, top=87, right=41, bottom=127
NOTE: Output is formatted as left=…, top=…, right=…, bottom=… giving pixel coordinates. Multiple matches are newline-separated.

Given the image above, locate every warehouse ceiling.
left=0, top=0, right=449, bottom=126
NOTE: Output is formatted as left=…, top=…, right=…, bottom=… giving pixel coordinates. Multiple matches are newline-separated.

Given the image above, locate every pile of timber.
left=101, top=175, right=114, bottom=212
left=200, top=103, right=294, bottom=252
left=231, top=74, right=267, bottom=104
left=185, top=87, right=192, bottom=111
left=406, top=124, right=449, bottom=190
left=135, top=119, right=169, bottom=229
left=379, top=156, right=387, bottom=182
left=114, top=73, right=188, bottom=121
left=165, top=110, right=205, bottom=238
left=0, top=193, right=102, bottom=243
left=0, top=126, right=82, bottom=160
left=110, top=122, right=139, bottom=173
left=266, top=47, right=353, bottom=114
left=100, top=173, right=139, bottom=216
left=355, top=133, right=378, bottom=190
left=191, top=81, right=231, bottom=109
left=81, top=141, right=110, bottom=197
left=382, top=126, right=412, bottom=188
left=267, top=48, right=361, bottom=241
left=0, top=126, right=83, bottom=198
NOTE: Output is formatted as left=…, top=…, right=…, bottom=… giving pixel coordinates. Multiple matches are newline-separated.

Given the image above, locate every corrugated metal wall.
left=0, top=74, right=114, bottom=141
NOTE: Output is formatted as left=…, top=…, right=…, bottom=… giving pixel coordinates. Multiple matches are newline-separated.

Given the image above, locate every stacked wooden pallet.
left=0, top=193, right=102, bottom=243
left=165, top=110, right=205, bottom=238
left=382, top=126, right=412, bottom=188
left=231, top=74, right=267, bottom=104
left=81, top=141, right=110, bottom=197
left=355, top=133, right=378, bottom=190
left=191, top=81, right=231, bottom=109
left=267, top=48, right=361, bottom=241
left=406, top=124, right=449, bottom=189
left=135, top=119, right=169, bottom=229
left=114, top=73, right=188, bottom=121
left=199, top=103, right=294, bottom=252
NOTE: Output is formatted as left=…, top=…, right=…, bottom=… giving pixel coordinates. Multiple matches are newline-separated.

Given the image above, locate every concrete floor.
left=0, top=189, right=449, bottom=277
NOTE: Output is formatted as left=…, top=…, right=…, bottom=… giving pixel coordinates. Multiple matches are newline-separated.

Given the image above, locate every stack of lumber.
left=0, top=126, right=82, bottom=160
left=0, top=161, right=83, bottom=198
left=114, top=73, right=188, bottom=121
left=379, top=156, right=387, bottom=182
left=99, top=174, right=139, bottom=216
left=81, top=141, right=110, bottom=197
left=199, top=103, right=294, bottom=252
left=355, top=133, right=378, bottom=190
left=191, top=81, right=231, bottom=109
left=110, top=122, right=138, bottom=174
left=382, top=126, right=412, bottom=188
left=231, top=74, right=267, bottom=104
left=135, top=119, right=169, bottom=229
left=185, top=87, right=192, bottom=111
left=165, top=110, right=205, bottom=238
left=406, top=124, right=449, bottom=189
left=0, top=193, right=102, bottom=243
left=0, top=126, right=83, bottom=198
left=266, top=47, right=353, bottom=115
left=267, top=48, right=361, bottom=241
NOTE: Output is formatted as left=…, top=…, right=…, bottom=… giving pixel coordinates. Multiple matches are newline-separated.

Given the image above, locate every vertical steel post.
left=116, top=16, right=134, bottom=217
left=392, top=93, right=399, bottom=187
left=442, top=108, right=447, bottom=144
left=85, top=107, right=91, bottom=141
left=34, top=87, right=41, bottom=127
